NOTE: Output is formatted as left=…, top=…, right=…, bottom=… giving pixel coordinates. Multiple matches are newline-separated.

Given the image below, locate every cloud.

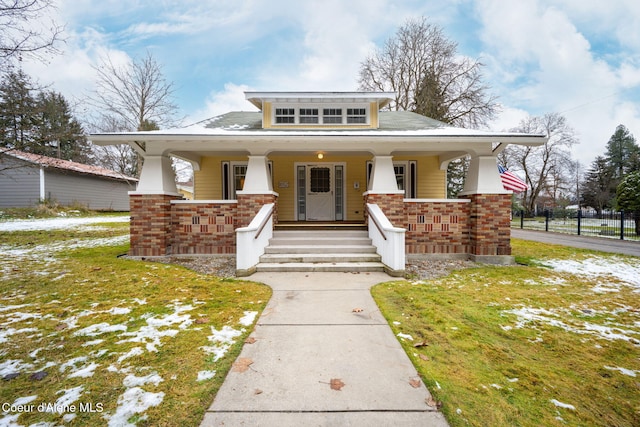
left=474, top=0, right=640, bottom=166
left=191, top=83, right=258, bottom=122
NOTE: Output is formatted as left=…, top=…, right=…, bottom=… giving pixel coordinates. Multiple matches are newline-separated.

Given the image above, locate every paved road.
left=512, top=229, right=640, bottom=257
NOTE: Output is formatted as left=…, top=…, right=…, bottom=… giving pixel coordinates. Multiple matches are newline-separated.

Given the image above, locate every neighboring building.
left=0, top=150, right=137, bottom=211
left=90, top=91, right=546, bottom=275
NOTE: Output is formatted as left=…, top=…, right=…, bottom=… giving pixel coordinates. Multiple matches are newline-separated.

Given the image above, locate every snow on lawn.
left=545, top=256, right=640, bottom=291
left=503, top=306, right=640, bottom=344
left=0, top=215, right=129, bottom=232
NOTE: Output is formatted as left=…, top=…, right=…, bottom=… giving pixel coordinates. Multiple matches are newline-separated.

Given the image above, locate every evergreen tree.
left=616, top=171, right=640, bottom=235
left=0, top=68, right=91, bottom=163
left=34, top=90, right=92, bottom=162
left=605, top=124, right=640, bottom=181
left=0, top=68, right=37, bottom=150
left=580, top=156, right=615, bottom=213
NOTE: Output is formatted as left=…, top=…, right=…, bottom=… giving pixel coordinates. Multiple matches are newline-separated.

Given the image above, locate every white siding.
left=0, top=157, right=41, bottom=208
left=44, top=170, right=134, bottom=211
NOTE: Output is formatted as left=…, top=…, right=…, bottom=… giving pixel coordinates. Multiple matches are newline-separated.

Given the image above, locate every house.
left=90, top=91, right=546, bottom=275
left=0, top=149, right=137, bottom=211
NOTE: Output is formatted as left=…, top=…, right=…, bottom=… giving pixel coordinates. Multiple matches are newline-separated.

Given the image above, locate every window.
left=347, top=108, right=366, bottom=124
left=310, top=167, right=331, bottom=192
left=275, top=108, right=295, bottom=124
left=323, top=108, right=343, bottom=124
left=366, top=160, right=416, bottom=198
left=222, top=161, right=273, bottom=199
left=299, top=108, right=319, bottom=124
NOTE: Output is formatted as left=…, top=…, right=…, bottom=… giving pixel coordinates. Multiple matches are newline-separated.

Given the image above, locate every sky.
left=19, top=0, right=640, bottom=168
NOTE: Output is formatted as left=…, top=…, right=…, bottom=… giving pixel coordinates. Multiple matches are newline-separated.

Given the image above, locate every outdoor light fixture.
left=317, top=153, right=324, bottom=159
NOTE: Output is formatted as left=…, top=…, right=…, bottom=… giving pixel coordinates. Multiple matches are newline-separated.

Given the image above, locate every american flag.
left=498, top=164, right=528, bottom=193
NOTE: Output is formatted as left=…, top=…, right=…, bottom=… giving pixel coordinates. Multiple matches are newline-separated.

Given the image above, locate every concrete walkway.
left=201, top=271, right=448, bottom=427
left=512, top=229, right=640, bottom=257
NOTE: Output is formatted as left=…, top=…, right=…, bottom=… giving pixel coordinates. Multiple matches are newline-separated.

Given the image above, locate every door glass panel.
left=310, top=167, right=331, bottom=193
left=335, top=165, right=343, bottom=221
left=297, top=165, right=306, bottom=220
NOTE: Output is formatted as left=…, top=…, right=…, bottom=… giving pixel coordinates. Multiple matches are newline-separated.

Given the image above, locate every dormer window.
left=347, top=108, right=367, bottom=124
left=299, top=108, right=319, bottom=124
left=323, top=108, right=343, bottom=124
left=245, top=91, right=394, bottom=129
left=275, top=108, right=295, bottom=124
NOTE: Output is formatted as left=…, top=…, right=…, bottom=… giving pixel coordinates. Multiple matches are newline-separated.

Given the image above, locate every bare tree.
left=90, top=51, right=180, bottom=131
left=358, top=16, right=498, bottom=128
left=0, top=0, right=63, bottom=68
left=88, top=51, right=180, bottom=177
left=504, top=113, right=578, bottom=216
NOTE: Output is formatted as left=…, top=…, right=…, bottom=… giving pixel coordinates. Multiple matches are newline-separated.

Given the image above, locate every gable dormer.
left=244, top=91, right=394, bottom=129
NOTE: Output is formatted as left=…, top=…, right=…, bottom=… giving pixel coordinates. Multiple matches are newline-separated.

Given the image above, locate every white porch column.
left=368, top=155, right=404, bottom=194
left=459, top=155, right=509, bottom=195
left=238, top=155, right=274, bottom=194
left=135, top=155, right=179, bottom=195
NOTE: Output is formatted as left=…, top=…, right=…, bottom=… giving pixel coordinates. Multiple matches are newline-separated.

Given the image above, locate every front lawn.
left=0, top=216, right=270, bottom=426
left=374, top=240, right=640, bottom=427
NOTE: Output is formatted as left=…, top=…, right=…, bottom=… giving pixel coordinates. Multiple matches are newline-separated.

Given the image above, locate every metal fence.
left=513, top=209, right=640, bottom=241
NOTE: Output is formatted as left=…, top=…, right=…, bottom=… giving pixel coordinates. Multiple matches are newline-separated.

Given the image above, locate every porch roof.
left=90, top=110, right=546, bottom=143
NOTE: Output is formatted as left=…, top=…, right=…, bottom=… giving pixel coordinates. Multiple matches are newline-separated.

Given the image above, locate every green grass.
left=373, top=239, right=640, bottom=427
left=0, top=218, right=271, bottom=426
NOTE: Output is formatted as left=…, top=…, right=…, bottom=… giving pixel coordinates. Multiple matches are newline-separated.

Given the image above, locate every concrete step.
left=268, top=236, right=373, bottom=246
left=273, top=230, right=369, bottom=238
left=264, top=245, right=378, bottom=254
left=260, top=253, right=382, bottom=264
left=256, top=262, right=386, bottom=273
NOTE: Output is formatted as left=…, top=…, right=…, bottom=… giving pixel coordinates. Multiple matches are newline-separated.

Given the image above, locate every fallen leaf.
left=426, top=395, right=442, bottom=409
left=352, top=308, right=363, bottom=313
left=413, top=341, right=429, bottom=348
left=92, top=267, right=102, bottom=271
left=254, top=389, right=263, bottom=395
left=245, top=337, right=257, bottom=344
left=330, top=378, right=345, bottom=391
left=409, top=378, right=421, bottom=388
left=195, top=317, right=209, bottom=324
left=232, top=358, right=253, bottom=373
left=418, top=354, right=429, bottom=361
left=55, top=323, right=67, bottom=331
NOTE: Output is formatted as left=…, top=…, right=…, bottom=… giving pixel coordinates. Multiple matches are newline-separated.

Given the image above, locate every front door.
left=306, top=165, right=334, bottom=221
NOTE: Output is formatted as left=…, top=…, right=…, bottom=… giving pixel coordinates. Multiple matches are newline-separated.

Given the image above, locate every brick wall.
left=129, top=194, right=181, bottom=256
left=170, top=202, right=237, bottom=254
left=364, top=193, right=404, bottom=227
left=405, top=200, right=471, bottom=254
left=467, top=194, right=512, bottom=256
left=236, top=193, right=278, bottom=228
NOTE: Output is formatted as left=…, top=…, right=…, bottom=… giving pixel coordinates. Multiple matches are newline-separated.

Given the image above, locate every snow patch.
left=397, top=332, right=414, bottom=341
left=117, top=347, right=144, bottom=363
left=123, top=372, right=163, bottom=387
left=239, top=311, right=258, bottom=326
left=197, top=370, right=216, bottom=381
left=604, top=365, right=638, bottom=377
left=74, top=322, right=127, bottom=337
left=550, top=399, right=575, bottom=410
left=104, top=387, right=164, bottom=427
left=546, top=257, right=640, bottom=290
left=117, top=303, right=194, bottom=352
left=200, top=325, right=243, bottom=362
left=0, top=215, right=129, bottom=232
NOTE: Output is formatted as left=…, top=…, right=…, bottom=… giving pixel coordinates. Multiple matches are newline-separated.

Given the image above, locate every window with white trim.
left=270, top=104, right=369, bottom=126
left=323, top=108, right=343, bottom=124
left=275, top=108, right=295, bottom=124
left=222, top=161, right=273, bottom=199
left=347, top=108, right=366, bottom=124
left=299, top=108, right=319, bottom=124
left=366, top=160, right=417, bottom=198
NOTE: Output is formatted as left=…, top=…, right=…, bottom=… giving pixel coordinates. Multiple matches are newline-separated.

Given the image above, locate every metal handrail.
left=255, top=204, right=274, bottom=240
left=366, top=205, right=387, bottom=241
